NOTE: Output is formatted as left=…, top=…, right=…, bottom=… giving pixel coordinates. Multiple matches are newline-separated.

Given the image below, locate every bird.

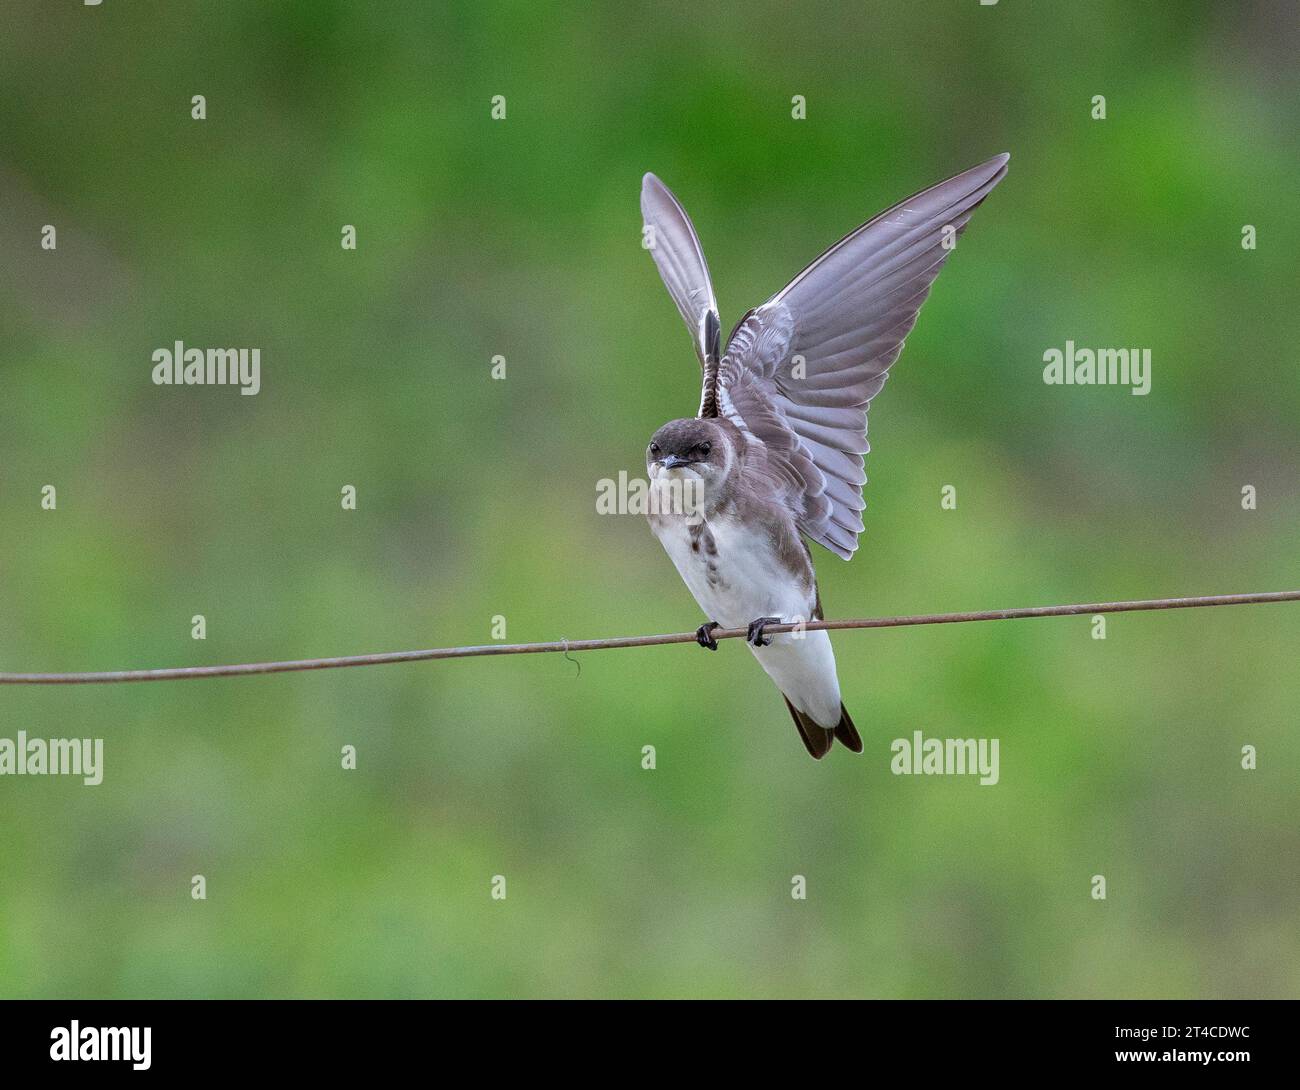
left=640, top=153, right=1009, bottom=759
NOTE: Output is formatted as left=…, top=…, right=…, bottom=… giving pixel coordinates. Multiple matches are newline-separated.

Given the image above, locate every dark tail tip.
left=833, top=704, right=863, bottom=753
left=782, top=696, right=834, bottom=759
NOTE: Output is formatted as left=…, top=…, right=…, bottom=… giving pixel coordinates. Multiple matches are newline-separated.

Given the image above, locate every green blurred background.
left=1, top=0, right=1297, bottom=998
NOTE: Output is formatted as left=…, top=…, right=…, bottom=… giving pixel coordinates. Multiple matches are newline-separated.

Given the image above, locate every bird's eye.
left=698, top=442, right=711, bottom=457
left=649, top=443, right=660, bottom=456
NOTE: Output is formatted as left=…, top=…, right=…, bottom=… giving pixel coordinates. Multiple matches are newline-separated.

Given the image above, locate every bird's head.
left=646, top=418, right=737, bottom=511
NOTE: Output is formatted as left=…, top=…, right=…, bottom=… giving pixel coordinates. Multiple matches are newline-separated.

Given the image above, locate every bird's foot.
left=746, top=616, right=783, bottom=648
left=695, top=622, right=722, bottom=651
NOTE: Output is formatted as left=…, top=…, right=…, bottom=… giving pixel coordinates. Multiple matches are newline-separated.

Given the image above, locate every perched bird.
left=640, top=154, right=1009, bottom=758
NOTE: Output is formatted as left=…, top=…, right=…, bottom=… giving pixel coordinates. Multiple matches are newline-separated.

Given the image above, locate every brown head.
left=645, top=418, right=740, bottom=505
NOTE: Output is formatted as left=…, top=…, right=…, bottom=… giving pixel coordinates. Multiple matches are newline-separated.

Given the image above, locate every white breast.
left=652, top=513, right=812, bottom=628
left=651, top=513, right=843, bottom=728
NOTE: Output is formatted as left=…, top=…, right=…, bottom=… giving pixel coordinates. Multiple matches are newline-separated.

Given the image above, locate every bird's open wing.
left=641, top=173, right=722, bottom=414
left=712, top=153, right=1010, bottom=559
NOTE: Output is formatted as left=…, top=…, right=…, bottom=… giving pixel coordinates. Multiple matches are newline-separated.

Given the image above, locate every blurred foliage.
left=0, top=0, right=1297, bottom=998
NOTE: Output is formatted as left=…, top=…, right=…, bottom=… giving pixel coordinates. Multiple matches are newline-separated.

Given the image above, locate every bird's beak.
left=659, top=454, right=694, bottom=470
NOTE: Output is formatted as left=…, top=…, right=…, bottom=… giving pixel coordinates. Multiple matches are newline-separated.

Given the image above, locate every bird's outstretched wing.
left=712, top=153, right=1010, bottom=559
left=640, top=173, right=722, bottom=415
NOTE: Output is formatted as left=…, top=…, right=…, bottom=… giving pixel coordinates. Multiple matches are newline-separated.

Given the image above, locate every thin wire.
left=1, top=591, right=1295, bottom=685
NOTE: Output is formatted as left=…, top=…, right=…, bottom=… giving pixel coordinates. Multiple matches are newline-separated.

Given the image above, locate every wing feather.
left=713, top=154, right=1009, bottom=558
left=640, top=173, right=721, bottom=413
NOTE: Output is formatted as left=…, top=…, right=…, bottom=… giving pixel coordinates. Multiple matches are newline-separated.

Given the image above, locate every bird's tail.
left=782, top=697, right=862, bottom=760
left=832, top=703, right=863, bottom=753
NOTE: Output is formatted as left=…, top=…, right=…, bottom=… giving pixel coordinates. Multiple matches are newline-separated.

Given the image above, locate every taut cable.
left=1, top=591, right=1296, bottom=685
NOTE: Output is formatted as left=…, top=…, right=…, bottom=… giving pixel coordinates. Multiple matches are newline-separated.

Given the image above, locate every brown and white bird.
left=640, top=154, right=1009, bottom=758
